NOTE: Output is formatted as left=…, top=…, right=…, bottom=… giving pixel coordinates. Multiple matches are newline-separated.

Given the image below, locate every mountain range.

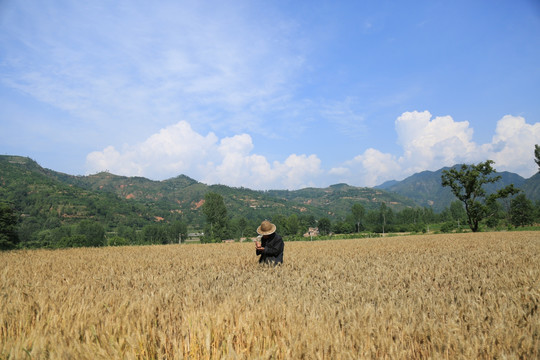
left=1, top=155, right=539, bottom=228
left=376, top=166, right=540, bottom=212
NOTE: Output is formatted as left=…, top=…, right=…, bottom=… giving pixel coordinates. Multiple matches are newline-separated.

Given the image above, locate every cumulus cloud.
left=331, top=111, right=540, bottom=187
left=482, top=115, right=540, bottom=176
left=86, top=121, right=322, bottom=190
left=395, top=110, right=478, bottom=172
left=87, top=121, right=218, bottom=179
left=338, top=149, right=400, bottom=187
left=276, top=154, right=323, bottom=189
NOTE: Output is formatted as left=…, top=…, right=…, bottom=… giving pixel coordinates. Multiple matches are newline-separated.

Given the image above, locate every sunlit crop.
left=1, top=232, right=539, bottom=359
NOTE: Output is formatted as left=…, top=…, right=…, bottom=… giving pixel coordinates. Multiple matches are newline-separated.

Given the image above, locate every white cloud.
left=86, top=121, right=218, bottom=179
left=276, top=154, right=323, bottom=189
left=331, top=111, right=539, bottom=186
left=86, top=120, right=322, bottom=190
left=395, top=110, right=477, bottom=172
left=482, top=115, right=540, bottom=177
left=337, top=149, right=401, bottom=187
left=331, top=111, right=480, bottom=186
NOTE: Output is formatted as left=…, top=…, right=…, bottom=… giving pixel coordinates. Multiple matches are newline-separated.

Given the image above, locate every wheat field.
left=1, top=232, right=539, bottom=359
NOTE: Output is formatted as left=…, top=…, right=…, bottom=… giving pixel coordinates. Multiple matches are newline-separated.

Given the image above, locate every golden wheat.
left=1, top=232, right=539, bottom=359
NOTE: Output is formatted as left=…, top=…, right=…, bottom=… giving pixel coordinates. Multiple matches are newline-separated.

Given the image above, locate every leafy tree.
left=202, top=192, right=229, bottom=242
left=57, top=234, right=88, bottom=248
left=168, top=220, right=188, bottom=243
left=76, top=220, right=106, bottom=247
left=43, top=216, right=62, bottom=230
left=50, top=226, right=73, bottom=247
left=364, top=210, right=379, bottom=231
left=440, top=222, right=455, bottom=233
left=118, top=225, right=137, bottom=244
left=17, top=218, right=41, bottom=244
left=535, top=144, right=540, bottom=172
left=396, top=208, right=417, bottom=225
left=299, top=214, right=316, bottom=231
left=485, top=199, right=503, bottom=228
left=441, top=160, right=519, bottom=232
left=419, top=207, right=436, bottom=224
left=237, top=217, right=248, bottom=238
left=0, top=203, right=19, bottom=250
left=271, top=214, right=288, bottom=236
left=509, top=194, right=535, bottom=227
left=351, top=203, right=365, bottom=232
left=317, top=217, right=332, bottom=235
left=141, top=224, right=168, bottom=244
left=35, top=229, right=55, bottom=248
left=107, top=236, right=130, bottom=246
left=449, top=200, right=467, bottom=224
left=229, top=217, right=249, bottom=240
left=378, top=202, right=393, bottom=234
left=333, top=220, right=354, bottom=234
left=286, top=214, right=300, bottom=236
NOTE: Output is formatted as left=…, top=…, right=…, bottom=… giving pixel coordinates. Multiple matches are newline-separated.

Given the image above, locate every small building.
left=304, top=227, right=319, bottom=238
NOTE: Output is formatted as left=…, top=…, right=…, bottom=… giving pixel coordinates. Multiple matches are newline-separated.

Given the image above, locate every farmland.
left=1, top=232, right=539, bottom=359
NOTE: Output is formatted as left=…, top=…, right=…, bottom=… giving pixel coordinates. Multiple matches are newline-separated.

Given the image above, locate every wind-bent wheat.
left=1, top=232, right=539, bottom=359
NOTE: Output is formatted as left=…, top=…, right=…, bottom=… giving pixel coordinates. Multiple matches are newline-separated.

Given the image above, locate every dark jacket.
left=256, top=233, right=284, bottom=264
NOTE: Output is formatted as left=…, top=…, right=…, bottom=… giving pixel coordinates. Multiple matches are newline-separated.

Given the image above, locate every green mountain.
left=0, top=156, right=152, bottom=225
left=376, top=166, right=536, bottom=212
left=0, top=156, right=303, bottom=229
left=1, top=155, right=417, bottom=240
left=522, top=172, right=540, bottom=201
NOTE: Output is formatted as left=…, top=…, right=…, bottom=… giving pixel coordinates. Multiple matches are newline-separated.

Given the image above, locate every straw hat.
left=257, top=220, right=276, bottom=236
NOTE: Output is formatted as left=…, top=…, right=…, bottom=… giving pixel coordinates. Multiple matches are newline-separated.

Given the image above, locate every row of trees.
left=0, top=204, right=190, bottom=250
left=31, top=220, right=189, bottom=248
left=199, top=187, right=539, bottom=243
left=315, top=194, right=538, bottom=236
left=1, top=190, right=538, bottom=250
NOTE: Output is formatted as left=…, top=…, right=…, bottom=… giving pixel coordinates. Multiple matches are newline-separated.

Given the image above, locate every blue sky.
left=1, top=0, right=539, bottom=189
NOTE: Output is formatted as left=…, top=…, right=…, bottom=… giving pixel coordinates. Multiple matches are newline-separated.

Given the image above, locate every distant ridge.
left=375, top=165, right=537, bottom=212
left=375, top=180, right=399, bottom=190
left=0, top=155, right=417, bottom=227
left=2, top=155, right=538, bottom=221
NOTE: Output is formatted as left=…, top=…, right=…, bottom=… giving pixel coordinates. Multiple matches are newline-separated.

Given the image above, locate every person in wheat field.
left=255, top=220, right=284, bottom=265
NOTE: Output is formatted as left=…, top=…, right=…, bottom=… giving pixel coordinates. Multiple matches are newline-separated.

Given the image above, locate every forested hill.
left=0, top=155, right=301, bottom=229
left=0, top=155, right=415, bottom=227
